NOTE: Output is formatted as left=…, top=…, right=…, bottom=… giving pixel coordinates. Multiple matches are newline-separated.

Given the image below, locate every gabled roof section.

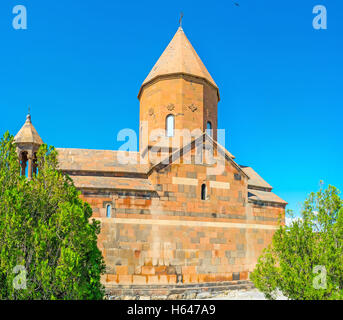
left=248, top=189, right=287, bottom=205
left=56, top=148, right=149, bottom=175
left=240, top=166, right=272, bottom=191
left=14, top=114, right=43, bottom=146
left=148, top=133, right=248, bottom=179
left=139, top=27, right=219, bottom=100
left=208, top=135, right=235, bottom=160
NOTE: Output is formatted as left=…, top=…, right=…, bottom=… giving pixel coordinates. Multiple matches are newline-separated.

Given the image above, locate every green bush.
left=0, top=132, right=105, bottom=300
left=251, top=184, right=343, bottom=300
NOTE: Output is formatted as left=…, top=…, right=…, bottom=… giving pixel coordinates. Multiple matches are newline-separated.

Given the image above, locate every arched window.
left=201, top=184, right=207, bottom=200
left=166, top=115, right=175, bottom=137
left=19, top=151, right=28, bottom=177
left=207, top=121, right=212, bottom=137
left=106, top=204, right=112, bottom=218
left=32, top=153, right=38, bottom=176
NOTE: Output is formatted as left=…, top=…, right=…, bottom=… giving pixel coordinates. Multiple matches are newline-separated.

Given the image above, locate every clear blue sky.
left=0, top=0, right=342, bottom=215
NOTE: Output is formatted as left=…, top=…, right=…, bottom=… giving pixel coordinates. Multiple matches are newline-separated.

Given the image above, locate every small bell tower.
left=14, top=112, right=43, bottom=179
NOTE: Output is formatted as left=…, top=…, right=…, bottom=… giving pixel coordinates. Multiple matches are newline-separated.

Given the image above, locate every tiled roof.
left=71, top=176, right=155, bottom=192
left=56, top=148, right=149, bottom=174
left=248, top=189, right=287, bottom=205
left=140, top=27, right=219, bottom=98
left=14, top=114, right=43, bottom=146
left=240, top=166, right=272, bottom=190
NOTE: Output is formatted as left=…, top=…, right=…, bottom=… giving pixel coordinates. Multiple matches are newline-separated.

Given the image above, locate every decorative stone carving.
left=188, top=104, right=198, bottom=112
left=148, top=108, right=154, bottom=116
left=166, top=104, right=175, bottom=111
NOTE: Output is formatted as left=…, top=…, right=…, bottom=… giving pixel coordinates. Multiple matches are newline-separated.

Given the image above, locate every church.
left=14, top=26, right=286, bottom=298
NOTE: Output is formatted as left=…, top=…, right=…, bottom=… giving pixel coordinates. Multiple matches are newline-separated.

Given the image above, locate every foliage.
left=0, top=132, right=105, bottom=300
left=251, top=184, right=343, bottom=300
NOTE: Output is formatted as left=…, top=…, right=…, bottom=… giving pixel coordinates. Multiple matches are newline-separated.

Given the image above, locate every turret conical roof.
left=14, top=114, right=43, bottom=146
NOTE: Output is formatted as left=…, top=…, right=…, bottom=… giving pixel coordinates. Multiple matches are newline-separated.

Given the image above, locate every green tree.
left=251, top=184, right=343, bottom=300
left=0, top=132, right=105, bottom=300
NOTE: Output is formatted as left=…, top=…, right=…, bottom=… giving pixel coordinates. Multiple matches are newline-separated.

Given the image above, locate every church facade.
left=14, top=27, right=286, bottom=298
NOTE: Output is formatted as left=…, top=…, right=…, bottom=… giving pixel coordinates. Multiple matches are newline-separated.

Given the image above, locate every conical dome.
left=14, top=114, right=43, bottom=146
left=138, top=27, right=219, bottom=100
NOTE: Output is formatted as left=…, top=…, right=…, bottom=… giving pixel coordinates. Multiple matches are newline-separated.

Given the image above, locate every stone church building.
left=14, top=27, right=286, bottom=298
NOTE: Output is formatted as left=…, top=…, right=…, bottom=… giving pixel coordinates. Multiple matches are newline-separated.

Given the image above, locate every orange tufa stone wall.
left=78, top=152, right=285, bottom=290
left=54, top=27, right=286, bottom=297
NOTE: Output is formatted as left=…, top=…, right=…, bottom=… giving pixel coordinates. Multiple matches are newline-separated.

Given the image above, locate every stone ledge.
left=105, top=280, right=255, bottom=300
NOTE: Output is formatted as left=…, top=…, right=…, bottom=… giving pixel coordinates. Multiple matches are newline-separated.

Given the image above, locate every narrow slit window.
left=166, top=115, right=175, bottom=137
left=106, top=204, right=111, bottom=218
left=207, top=121, right=212, bottom=137
left=201, top=184, right=207, bottom=200
left=234, top=173, right=241, bottom=181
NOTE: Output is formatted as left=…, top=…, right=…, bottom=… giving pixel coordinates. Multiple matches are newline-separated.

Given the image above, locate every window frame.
left=166, top=114, right=175, bottom=137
